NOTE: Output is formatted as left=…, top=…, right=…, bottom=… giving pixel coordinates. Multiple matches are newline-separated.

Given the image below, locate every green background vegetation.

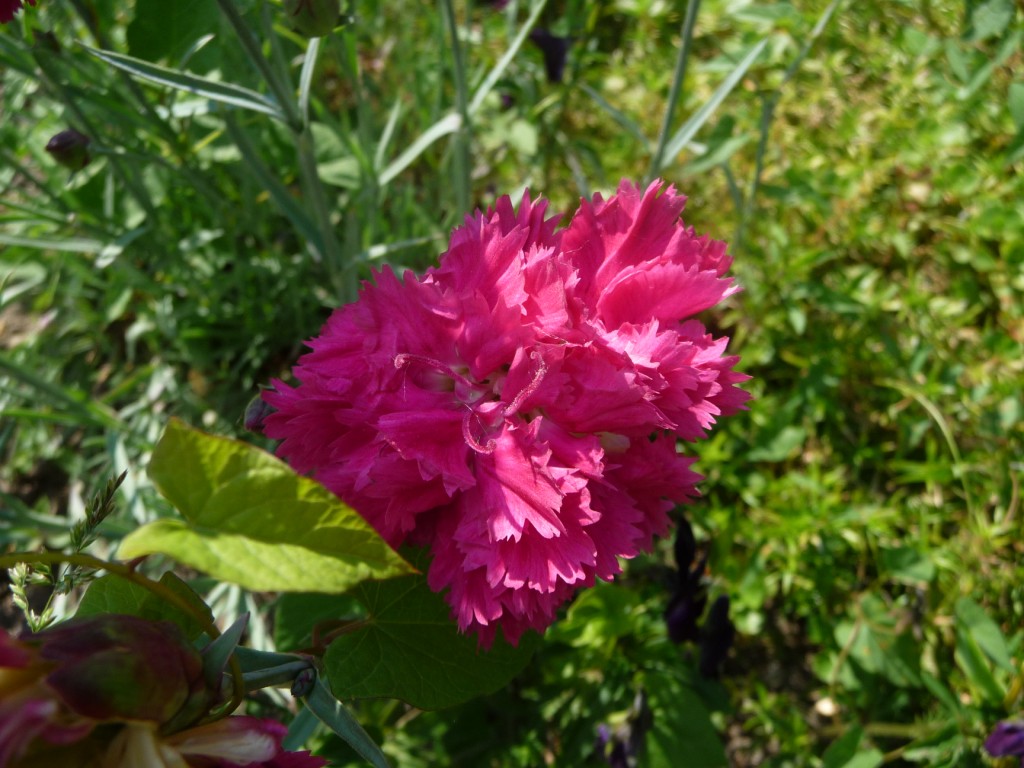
left=1, top=0, right=1022, bottom=765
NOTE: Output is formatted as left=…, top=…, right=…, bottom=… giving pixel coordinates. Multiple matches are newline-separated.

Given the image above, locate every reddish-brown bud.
left=45, top=129, right=91, bottom=171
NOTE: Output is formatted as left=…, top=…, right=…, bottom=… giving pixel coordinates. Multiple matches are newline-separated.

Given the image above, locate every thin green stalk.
left=440, top=0, right=471, bottom=215
left=242, top=660, right=314, bottom=692
left=646, top=0, right=701, bottom=183
left=296, top=125, right=349, bottom=300
left=0, top=148, right=74, bottom=217
left=215, top=0, right=302, bottom=130
left=217, top=0, right=346, bottom=298
left=734, top=0, right=843, bottom=250
left=734, top=89, right=774, bottom=251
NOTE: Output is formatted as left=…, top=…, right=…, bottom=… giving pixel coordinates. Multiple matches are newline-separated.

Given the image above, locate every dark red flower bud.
left=283, top=0, right=340, bottom=38
left=45, top=129, right=91, bottom=171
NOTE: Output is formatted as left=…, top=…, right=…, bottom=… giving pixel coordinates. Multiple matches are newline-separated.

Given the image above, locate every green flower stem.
left=1006, top=661, right=1024, bottom=710
left=440, top=0, right=471, bottom=216
left=0, top=552, right=245, bottom=715
left=215, top=0, right=302, bottom=131
left=241, top=660, right=315, bottom=693
left=216, top=0, right=348, bottom=299
left=646, top=0, right=701, bottom=183
left=734, top=0, right=843, bottom=251
left=296, top=124, right=350, bottom=301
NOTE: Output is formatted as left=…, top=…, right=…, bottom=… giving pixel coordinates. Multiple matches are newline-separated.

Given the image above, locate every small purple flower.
left=529, top=29, right=571, bottom=83
left=986, top=720, right=1024, bottom=764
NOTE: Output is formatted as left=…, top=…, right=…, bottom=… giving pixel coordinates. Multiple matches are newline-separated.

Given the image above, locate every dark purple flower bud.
left=664, top=588, right=707, bottom=644
left=673, top=517, right=697, bottom=577
left=244, top=393, right=276, bottom=433
left=0, top=0, right=36, bottom=25
left=529, top=29, right=571, bottom=83
left=698, top=595, right=735, bottom=679
left=985, top=721, right=1024, bottom=759
left=45, top=129, right=91, bottom=171
left=290, top=666, right=316, bottom=698
left=283, top=0, right=340, bottom=38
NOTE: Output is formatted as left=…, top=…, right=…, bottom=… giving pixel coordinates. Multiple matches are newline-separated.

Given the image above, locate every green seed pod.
left=283, top=0, right=340, bottom=38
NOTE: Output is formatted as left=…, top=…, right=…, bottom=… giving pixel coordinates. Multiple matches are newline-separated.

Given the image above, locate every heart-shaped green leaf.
left=324, top=574, right=539, bottom=709
left=76, top=572, right=214, bottom=640
left=118, top=419, right=414, bottom=592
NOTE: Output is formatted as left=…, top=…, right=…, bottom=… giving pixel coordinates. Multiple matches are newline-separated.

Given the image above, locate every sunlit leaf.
left=118, top=419, right=414, bottom=592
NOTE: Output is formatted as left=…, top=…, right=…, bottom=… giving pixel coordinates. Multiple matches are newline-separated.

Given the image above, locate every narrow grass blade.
left=84, top=45, right=286, bottom=121
left=225, top=117, right=325, bottom=259
left=304, top=677, right=390, bottom=768
left=0, top=234, right=105, bottom=254
left=0, top=355, right=123, bottom=430
left=656, top=38, right=768, bottom=172
left=578, top=83, right=650, bottom=149
left=297, top=37, right=321, bottom=127
left=379, top=112, right=462, bottom=187
left=374, top=98, right=404, bottom=172
left=468, top=0, right=548, bottom=116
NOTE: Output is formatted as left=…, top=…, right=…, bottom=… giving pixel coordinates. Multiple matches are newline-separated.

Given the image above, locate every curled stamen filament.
left=394, top=352, right=476, bottom=390
left=462, top=410, right=497, bottom=454
left=503, top=350, right=547, bottom=417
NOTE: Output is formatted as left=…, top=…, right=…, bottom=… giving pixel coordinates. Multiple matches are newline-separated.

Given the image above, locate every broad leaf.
left=76, top=572, right=214, bottom=640
left=324, top=574, right=539, bottom=709
left=274, top=593, right=365, bottom=652
left=822, top=727, right=884, bottom=768
left=118, top=419, right=414, bottom=592
left=641, top=671, right=728, bottom=768
left=126, top=0, right=220, bottom=64
left=955, top=597, right=1013, bottom=671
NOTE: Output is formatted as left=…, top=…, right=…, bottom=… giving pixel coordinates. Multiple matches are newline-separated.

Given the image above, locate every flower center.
left=394, top=350, right=548, bottom=454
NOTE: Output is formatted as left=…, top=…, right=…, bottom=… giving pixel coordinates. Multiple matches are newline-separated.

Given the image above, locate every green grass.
left=2, top=0, right=1022, bottom=765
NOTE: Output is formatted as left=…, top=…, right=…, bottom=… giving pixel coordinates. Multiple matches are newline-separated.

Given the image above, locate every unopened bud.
left=290, top=666, right=316, bottom=698
left=698, top=595, right=735, bottom=679
left=283, top=0, right=341, bottom=38
left=45, top=129, right=91, bottom=171
left=243, top=393, right=275, bottom=433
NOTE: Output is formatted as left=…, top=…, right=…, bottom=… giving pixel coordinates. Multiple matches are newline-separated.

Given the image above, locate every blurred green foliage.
left=1, top=0, right=1022, bottom=765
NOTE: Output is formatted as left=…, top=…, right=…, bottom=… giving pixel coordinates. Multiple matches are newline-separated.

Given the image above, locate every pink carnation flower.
left=264, top=180, right=750, bottom=645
